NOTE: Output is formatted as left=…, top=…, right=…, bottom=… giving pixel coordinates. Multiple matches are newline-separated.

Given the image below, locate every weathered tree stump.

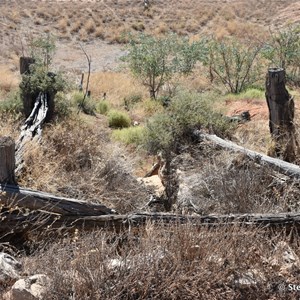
left=19, top=57, right=35, bottom=75
left=265, top=68, right=298, bottom=162
left=0, top=137, right=16, bottom=184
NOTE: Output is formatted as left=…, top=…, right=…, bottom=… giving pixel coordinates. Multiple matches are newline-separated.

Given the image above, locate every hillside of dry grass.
left=0, top=0, right=299, bottom=65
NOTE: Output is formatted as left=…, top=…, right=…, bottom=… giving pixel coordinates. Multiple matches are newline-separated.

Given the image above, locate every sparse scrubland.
left=1, top=1, right=300, bottom=299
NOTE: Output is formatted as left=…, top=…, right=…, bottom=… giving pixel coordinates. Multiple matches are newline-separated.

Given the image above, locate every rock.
left=138, top=175, right=165, bottom=198
left=233, top=269, right=265, bottom=288
left=106, top=247, right=168, bottom=271
left=228, top=111, right=251, bottom=123
left=0, top=253, right=22, bottom=284
left=10, top=274, right=50, bottom=300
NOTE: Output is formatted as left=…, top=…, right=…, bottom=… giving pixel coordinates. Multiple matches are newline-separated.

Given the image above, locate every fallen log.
left=1, top=211, right=300, bottom=235
left=0, top=183, right=115, bottom=216
left=199, top=132, right=300, bottom=179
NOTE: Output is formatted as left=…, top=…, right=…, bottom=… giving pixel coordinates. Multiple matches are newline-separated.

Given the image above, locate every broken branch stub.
left=0, top=137, right=16, bottom=184
left=265, top=68, right=298, bottom=162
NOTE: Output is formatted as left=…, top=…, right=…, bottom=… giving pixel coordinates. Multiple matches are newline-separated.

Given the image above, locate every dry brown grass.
left=0, top=115, right=21, bottom=139
left=56, top=17, right=69, bottom=33
left=0, top=0, right=297, bottom=54
left=17, top=223, right=300, bottom=299
left=84, top=19, right=96, bottom=34
left=88, top=72, right=147, bottom=108
left=0, top=65, right=19, bottom=93
left=18, top=116, right=149, bottom=213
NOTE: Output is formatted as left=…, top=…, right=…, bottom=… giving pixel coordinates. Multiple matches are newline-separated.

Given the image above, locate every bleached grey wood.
left=199, top=132, right=300, bottom=179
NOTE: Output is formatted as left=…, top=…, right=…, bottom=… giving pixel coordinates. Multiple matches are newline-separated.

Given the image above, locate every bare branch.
left=78, top=43, right=92, bottom=113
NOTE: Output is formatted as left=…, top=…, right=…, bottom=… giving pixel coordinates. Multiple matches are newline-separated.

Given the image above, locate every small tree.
left=29, top=35, right=56, bottom=69
left=144, top=91, right=234, bottom=210
left=262, top=25, right=300, bottom=85
left=123, top=34, right=201, bottom=99
left=203, top=37, right=262, bottom=94
left=19, top=35, right=66, bottom=120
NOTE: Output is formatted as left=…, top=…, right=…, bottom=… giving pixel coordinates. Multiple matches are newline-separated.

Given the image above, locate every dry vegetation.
left=17, top=116, right=149, bottom=213
left=0, top=0, right=299, bottom=61
left=21, top=224, right=300, bottom=299
left=1, top=0, right=300, bottom=299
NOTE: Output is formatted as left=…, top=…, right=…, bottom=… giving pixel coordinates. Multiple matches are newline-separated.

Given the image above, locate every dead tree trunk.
left=0, top=137, right=16, bottom=184
left=266, top=68, right=298, bottom=162
left=19, top=57, right=35, bottom=75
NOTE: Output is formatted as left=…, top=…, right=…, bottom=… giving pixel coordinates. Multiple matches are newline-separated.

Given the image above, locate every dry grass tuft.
left=56, top=17, right=69, bottom=33
left=84, top=19, right=96, bottom=34
left=70, top=20, right=82, bottom=34
left=0, top=66, right=19, bottom=93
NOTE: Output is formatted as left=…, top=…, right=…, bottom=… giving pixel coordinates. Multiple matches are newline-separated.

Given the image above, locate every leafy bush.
left=72, top=91, right=95, bottom=115
left=108, top=110, right=131, bottom=128
left=262, top=25, right=300, bottom=85
left=124, top=93, right=143, bottom=110
left=0, top=90, right=23, bottom=116
left=20, top=66, right=66, bottom=95
left=144, top=91, right=235, bottom=155
left=54, top=92, right=72, bottom=119
left=123, top=34, right=202, bottom=99
left=112, top=126, right=145, bottom=145
left=20, top=36, right=66, bottom=96
left=139, top=98, right=164, bottom=116
left=202, top=37, right=262, bottom=93
left=96, top=100, right=110, bottom=115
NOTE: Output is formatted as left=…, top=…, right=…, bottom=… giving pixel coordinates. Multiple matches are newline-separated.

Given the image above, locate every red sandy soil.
left=225, top=99, right=269, bottom=121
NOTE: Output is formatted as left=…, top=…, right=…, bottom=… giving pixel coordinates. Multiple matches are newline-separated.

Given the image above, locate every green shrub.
left=20, top=66, right=66, bottom=96
left=0, top=90, right=23, bottom=116
left=202, top=37, right=262, bottom=93
left=112, top=126, right=145, bottom=145
left=72, top=91, right=96, bottom=115
left=123, top=34, right=202, bottom=99
left=239, top=88, right=265, bottom=99
left=124, top=93, right=143, bottom=110
left=108, top=110, right=131, bottom=128
left=225, top=88, right=265, bottom=101
left=158, top=95, right=172, bottom=107
left=262, top=25, right=300, bottom=85
left=54, top=92, right=72, bottom=119
left=144, top=90, right=235, bottom=155
left=96, top=100, right=110, bottom=115
left=140, top=98, right=164, bottom=116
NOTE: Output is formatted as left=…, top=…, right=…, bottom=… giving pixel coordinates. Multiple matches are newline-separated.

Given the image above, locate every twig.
left=78, top=44, right=92, bottom=114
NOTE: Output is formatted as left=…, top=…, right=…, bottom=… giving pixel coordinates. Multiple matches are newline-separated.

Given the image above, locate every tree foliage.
left=203, top=37, right=262, bottom=94
left=262, top=25, right=300, bottom=85
left=123, top=34, right=202, bottom=99
left=27, top=35, right=57, bottom=70
left=144, top=90, right=234, bottom=156
left=20, top=35, right=66, bottom=95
